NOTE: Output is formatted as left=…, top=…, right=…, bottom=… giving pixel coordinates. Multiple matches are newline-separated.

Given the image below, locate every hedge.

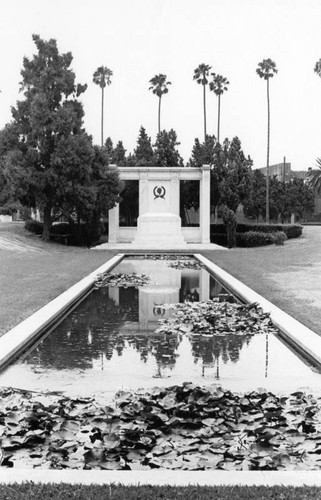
left=25, top=220, right=102, bottom=247
left=236, top=231, right=276, bottom=247
left=210, top=223, right=303, bottom=239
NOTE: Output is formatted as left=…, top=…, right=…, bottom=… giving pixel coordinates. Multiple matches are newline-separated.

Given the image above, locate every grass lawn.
left=203, top=225, right=321, bottom=336
left=1, top=483, right=321, bottom=500
left=0, top=223, right=116, bottom=336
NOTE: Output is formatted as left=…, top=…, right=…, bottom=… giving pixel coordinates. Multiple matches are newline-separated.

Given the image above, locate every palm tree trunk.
left=266, top=78, right=270, bottom=223
left=101, top=86, right=104, bottom=147
left=217, top=94, right=221, bottom=143
left=203, top=83, right=207, bottom=141
left=158, top=95, right=161, bottom=134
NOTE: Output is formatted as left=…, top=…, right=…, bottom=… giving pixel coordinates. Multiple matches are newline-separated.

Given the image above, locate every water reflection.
left=3, top=259, right=264, bottom=390
left=21, top=266, right=250, bottom=378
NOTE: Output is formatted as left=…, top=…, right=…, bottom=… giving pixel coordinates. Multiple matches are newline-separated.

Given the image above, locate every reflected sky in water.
left=1, top=258, right=321, bottom=398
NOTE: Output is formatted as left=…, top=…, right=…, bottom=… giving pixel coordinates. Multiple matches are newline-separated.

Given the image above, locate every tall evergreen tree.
left=112, top=140, right=127, bottom=165
left=3, top=35, right=121, bottom=240
left=153, top=129, right=183, bottom=167
left=134, top=126, right=154, bottom=165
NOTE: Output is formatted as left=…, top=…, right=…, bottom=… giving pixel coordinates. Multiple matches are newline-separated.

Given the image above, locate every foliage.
left=236, top=231, right=276, bottom=247
left=155, top=300, right=277, bottom=336
left=306, top=161, right=321, bottom=194
left=95, top=272, right=151, bottom=288
left=1, top=35, right=121, bottom=241
left=153, top=129, right=183, bottom=167
left=256, top=59, right=278, bottom=80
left=25, top=219, right=43, bottom=235
left=2, top=384, right=321, bottom=470
left=134, top=126, right=154, bottom=166
left=209, top=73, right=229, bottom=96
left=189, top=135, right=216, bottom=167
left=212, top=138, right=253, bottom=213
left=149, top=74, right=171, bottom=98
left=112, top=141, right=127, bottom=165
left=93, top=66, right=113, bottom=89
left=166, top=259, right=204, bottom=270
left=210, top=223, right=303, bottom=241
left=273, top=231, right=287, bottom=245
left=222, top=206, right=237, bottom=249
left=244, top=172, right=314, bottom=222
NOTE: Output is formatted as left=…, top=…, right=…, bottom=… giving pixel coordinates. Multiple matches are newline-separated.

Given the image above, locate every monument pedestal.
left=134, top=212, right=186, bottom=246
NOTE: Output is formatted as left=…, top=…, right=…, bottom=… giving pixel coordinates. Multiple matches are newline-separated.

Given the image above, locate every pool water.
left=0, top=257, right=320, bottom=399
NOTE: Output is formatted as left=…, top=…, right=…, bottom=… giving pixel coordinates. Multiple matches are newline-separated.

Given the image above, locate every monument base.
left=134, top=212, right=187, bottom=246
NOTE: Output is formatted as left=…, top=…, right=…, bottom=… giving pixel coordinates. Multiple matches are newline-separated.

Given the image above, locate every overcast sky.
left=1, top=0, right=321, bottom=170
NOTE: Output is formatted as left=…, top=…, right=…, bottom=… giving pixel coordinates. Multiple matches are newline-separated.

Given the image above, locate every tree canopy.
left=0, top=35, right=121, bottom=241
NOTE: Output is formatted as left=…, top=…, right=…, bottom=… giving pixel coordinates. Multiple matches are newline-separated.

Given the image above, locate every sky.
left=0, top=0, right=321, bottom=170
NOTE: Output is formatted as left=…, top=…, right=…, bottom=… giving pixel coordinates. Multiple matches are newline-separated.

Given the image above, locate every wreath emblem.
left=153, top=185, right=166, bottom=199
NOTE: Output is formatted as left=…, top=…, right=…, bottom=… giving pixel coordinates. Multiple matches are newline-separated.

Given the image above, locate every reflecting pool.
left=0, top=257, right=320, bottom=398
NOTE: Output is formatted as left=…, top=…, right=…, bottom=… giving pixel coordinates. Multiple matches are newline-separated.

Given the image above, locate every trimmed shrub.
left=51, top=222, right=71, bottom=235
left=236, top=231, right=275, bottom=247
left=273, top=232, right=287, bottom=245
left=24, top=219, right=43, bottom=235
left=284, top=224, right=303, bottom=239
left=210, top=223, right=303, bottom=239
left=210, top=233, right=228, bottom=247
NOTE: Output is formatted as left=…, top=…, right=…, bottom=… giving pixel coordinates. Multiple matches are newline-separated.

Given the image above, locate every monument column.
left=108, top=203, right=119, bottom=243
left=200, top=164, right=211, bottom=244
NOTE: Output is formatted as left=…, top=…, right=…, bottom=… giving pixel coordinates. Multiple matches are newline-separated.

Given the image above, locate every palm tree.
left=307, top=158, right=321, bottom=193
left=93, top=66, right=113, bottom=147
left=193, top=64, right=212, bottom=141
left=209, top=73, right=229, bottom=143
left=149, top=74, right=171, bottom=134
left=314, top=59, right=321, bottom=77
left=256, top=58, right=278, bottom=223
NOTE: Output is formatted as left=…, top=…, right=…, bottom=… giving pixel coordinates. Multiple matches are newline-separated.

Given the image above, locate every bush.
left=284, top=224, right=303, bottom=239
left=210, top=223, right=303, bottom=239
left=210, top=233, right=228, bottom=247
left=273, top=232, right=287, bottom=245
left=236, top=231, right=275, bottom=247
left=25, top=220, right=102, bottom=247
left=24, top=219, right=43, bottom=235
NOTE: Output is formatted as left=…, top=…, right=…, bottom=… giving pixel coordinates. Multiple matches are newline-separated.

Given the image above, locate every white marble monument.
left=108, top=165, right=211, bottom=248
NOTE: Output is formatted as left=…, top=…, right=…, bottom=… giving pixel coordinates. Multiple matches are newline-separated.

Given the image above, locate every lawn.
left=0, top=223, right=116, bottom=336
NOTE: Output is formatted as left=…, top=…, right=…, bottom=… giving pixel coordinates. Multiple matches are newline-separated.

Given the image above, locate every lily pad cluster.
left=166, top=260, right=204, bottom=271
left=94, top=272, right=151, bottom=289
left=1, top=384, right=321, bottom=470
left=139, top=254, right=193, bottom=261
left=156, top=300, right=279, bottom=337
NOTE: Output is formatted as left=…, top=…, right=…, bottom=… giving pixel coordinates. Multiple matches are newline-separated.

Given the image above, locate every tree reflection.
left=20, top=269, right=250, bottom=377
left=190, top=333, right=252, bottom=367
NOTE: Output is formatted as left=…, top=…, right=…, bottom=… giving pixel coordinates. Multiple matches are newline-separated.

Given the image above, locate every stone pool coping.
left=196, top=254, right=321, bottom=369
left=1, top=470, right=321, bottom=486
left=0, top=253, right=124, bottom=370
